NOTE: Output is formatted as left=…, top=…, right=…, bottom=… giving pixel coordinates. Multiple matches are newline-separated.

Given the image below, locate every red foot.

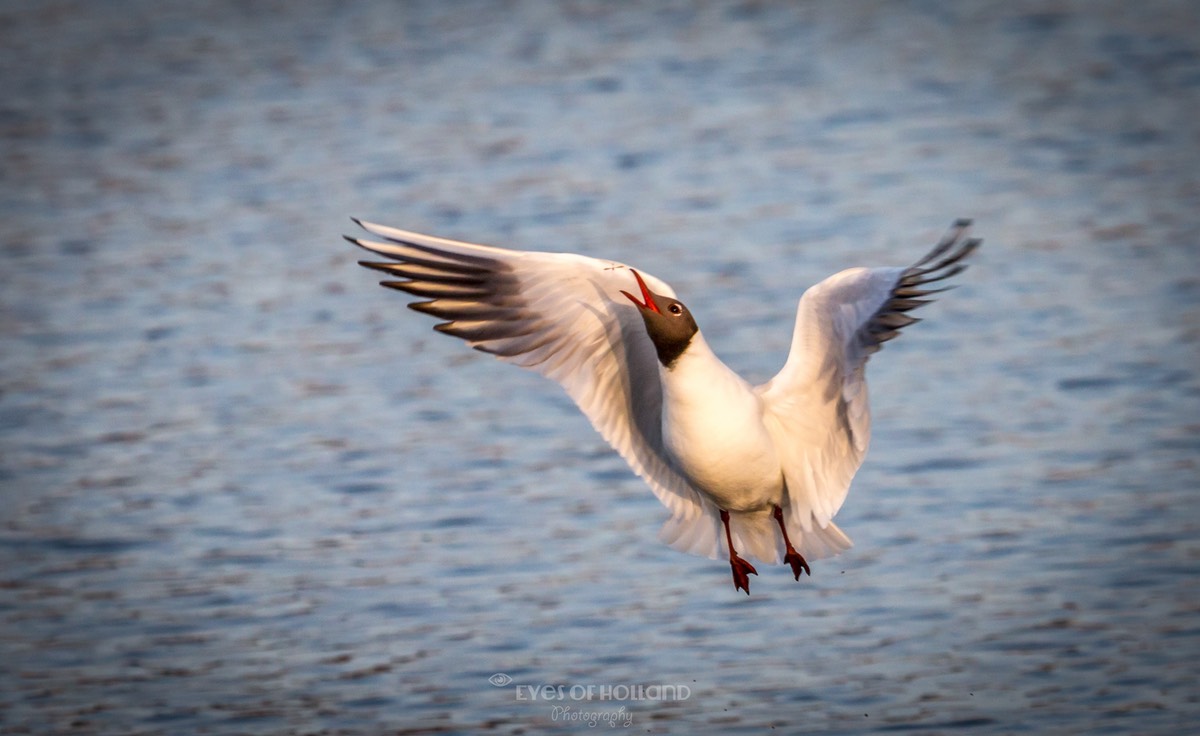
left=720, top=509, right=758, bottom=594
left=730, top=553, right=758, bottom=595
left=783, top=548, right=810, bottom=581
left=773, top=505, right=811, bottom=582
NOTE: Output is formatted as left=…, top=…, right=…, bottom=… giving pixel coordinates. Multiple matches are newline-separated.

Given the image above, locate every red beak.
left=620, top=269, right=661, bottom=314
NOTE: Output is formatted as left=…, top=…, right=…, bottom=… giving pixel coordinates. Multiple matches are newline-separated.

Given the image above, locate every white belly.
left=664, top=417, right=783, bottom=511
left=659, top=350, right=784, bottom=512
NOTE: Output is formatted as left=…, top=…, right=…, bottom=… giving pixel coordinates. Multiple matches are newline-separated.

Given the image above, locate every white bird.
left=346, top=219, right=979, bottom=593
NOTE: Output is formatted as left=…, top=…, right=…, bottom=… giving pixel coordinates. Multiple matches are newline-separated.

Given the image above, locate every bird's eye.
left=669, top=303, right=683, bottom=315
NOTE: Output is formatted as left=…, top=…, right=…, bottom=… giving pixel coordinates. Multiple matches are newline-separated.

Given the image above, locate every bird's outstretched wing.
left=757, top=220, right=980, bottom=546
left=346, top=220, right=723, bottom=554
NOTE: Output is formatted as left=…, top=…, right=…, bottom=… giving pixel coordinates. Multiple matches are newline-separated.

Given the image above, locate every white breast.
left=658, top=336, right=784, bottom=512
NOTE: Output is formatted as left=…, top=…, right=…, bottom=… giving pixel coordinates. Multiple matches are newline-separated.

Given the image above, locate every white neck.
left=659, top=332, right=752, bottom=410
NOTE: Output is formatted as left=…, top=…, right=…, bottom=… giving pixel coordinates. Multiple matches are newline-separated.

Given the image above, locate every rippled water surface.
left=2, top=1, right=1198, bottom=734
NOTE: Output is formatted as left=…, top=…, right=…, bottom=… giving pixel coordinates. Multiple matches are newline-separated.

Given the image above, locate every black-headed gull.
left=346, top=219, right=979, bottom=593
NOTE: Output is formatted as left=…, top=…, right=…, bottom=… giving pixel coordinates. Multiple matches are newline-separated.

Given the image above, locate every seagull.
left=346, top=219, right=979, bottom=593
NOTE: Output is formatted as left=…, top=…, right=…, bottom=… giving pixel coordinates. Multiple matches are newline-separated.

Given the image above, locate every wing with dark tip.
left=346, top=219, right=716, bottom=546
left=757, top=220, right=980, bottom=541
left=857, top=219, right=980, bottom=353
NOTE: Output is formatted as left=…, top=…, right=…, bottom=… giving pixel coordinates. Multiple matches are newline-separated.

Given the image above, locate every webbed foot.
left=730, top=553, right=759, bottom=594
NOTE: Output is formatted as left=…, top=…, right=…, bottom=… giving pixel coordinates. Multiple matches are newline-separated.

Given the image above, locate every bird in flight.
left=346, top=219, right=979, bottom=593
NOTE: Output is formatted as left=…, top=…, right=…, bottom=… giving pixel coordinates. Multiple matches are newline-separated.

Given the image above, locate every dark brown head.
left=620, top=270, right=699, bottom=369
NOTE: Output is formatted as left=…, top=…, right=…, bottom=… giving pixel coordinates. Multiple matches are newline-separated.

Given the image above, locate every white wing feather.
left=347, top=220, right=724, bottom=554
left=758, top=220, right=980, bottom=547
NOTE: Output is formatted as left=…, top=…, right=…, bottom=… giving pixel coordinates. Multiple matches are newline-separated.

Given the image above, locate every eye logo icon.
left=489, top=673, right=513, bottom=687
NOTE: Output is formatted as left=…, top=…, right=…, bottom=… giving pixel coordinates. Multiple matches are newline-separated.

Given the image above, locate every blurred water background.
left=2, top=1, right=1198, bottom=733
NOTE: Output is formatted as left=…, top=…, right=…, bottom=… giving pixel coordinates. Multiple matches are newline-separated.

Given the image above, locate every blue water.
left=2, top=1, right=1198, bottom=733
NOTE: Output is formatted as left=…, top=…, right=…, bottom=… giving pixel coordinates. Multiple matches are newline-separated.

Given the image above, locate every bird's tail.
left=658, top=507, right=852, bottom=565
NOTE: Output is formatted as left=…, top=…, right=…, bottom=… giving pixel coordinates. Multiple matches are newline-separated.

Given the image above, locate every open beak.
left=620, top=269, right=661, bottom=314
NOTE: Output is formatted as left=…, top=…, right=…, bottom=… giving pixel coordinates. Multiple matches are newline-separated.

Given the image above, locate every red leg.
left=773, top=505, right=811, bottom=581
left=720, top=509, right=758, bottom=594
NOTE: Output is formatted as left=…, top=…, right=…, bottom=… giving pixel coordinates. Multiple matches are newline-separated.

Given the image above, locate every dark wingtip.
left=350, top=216, right=364, bottom=228
left=379, top=280, right=415, bottom=293
left=953, top=217, right=973, bottom=229
left=358, top=260, right=400, bottom=275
